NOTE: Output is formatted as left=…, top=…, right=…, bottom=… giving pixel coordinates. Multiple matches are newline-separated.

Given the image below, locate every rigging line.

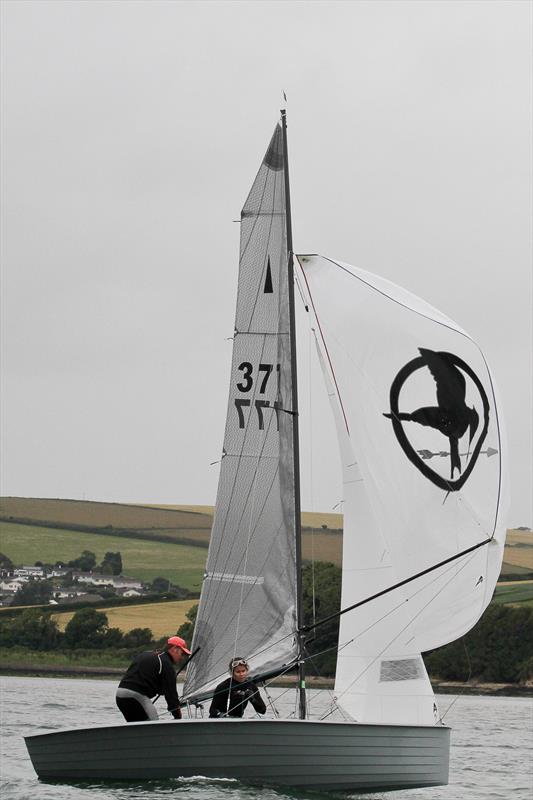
left=185, top=593, right=301, bottom=700
left=289, top=545, right=486, bottom=716
left=301, top=536, right=492, bottom=634
left=333, top=549, right=481, bottom=704
left=307, top=324, right=317, bottom=631
left=318, top=255, right=483, bottom=346
left=182, top=658, right=301, bottom=713
left=300, top=644, right=350, bottom=722
left=185, top=543, right=480, bottom=717
left=440, top=638, right=473, bottom=723
left=296, top=256, right=349, bottom=434
left=255, top=541, right=479, bottom=701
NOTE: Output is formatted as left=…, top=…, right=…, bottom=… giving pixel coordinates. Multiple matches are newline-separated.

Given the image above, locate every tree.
left=151, top=576, right=171, bottom=594
left=0, top=552, right=14, bottom=570
left=67, top=550, right=96, bottom=571
left=102, top=627, right=124, bottom=648
left=177, top=604, right=198, bottom=644
left=99, top=552, right=122, bottom=576
left=302, top=562, right=341, bottom=676
left=424, top=605, right=533, bottom=683
left=123, top=627, right=154, bottom=650
left=63, top=608, right=109, bottom=649
left=0, top=608, right=61, bottom=650
left=12, top=579, right=53, bottom=607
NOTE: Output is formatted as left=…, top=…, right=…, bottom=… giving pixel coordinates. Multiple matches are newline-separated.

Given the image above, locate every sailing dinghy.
left=25, top=112, right=506, bottom=792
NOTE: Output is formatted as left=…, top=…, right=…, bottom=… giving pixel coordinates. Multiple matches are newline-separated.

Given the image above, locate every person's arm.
left=248, top=682, right=266, bottom=715
left=209, top=679, right=230, bottom=718
left=161, top=659, right=181, bottom=719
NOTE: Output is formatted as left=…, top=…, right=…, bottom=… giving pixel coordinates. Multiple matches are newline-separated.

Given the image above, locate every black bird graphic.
left=384, top=348, right=479, bottom=478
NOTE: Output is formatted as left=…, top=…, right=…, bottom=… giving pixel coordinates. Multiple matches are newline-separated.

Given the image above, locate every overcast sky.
left=1, top=0, right=531, bottom=527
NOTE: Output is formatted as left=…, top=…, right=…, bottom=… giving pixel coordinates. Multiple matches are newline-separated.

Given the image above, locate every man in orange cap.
left=116, top=635, right=191, bottom=722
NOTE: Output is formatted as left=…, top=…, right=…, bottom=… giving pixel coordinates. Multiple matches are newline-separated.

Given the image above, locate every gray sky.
left=1, top=0, right=531, bottom=527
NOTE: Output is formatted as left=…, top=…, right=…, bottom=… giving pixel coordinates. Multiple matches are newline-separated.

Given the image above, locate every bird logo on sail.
left=383, top=348, right=492, bottom=491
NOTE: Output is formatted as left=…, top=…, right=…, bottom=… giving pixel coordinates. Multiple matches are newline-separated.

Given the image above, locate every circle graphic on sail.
left=383, top=348, right=491, bottom=491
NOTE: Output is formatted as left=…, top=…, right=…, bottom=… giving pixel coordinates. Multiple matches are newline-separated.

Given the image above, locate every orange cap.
left=167, top=636, right=191, bottom=655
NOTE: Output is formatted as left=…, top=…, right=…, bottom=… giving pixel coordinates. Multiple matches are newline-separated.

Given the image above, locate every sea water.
left=0, top=676, right=531, bottom=800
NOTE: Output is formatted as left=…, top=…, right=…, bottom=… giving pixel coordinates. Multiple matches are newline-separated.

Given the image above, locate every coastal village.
left=0, top=563, right=145, bottom=607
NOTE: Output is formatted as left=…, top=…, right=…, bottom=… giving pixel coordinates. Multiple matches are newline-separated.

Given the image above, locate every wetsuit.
left=116, top=650, right=181, bottom=722
left=209, top=677, right=267, bottom=718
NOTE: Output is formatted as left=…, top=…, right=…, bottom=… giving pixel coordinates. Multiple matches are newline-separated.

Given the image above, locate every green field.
left=0, top=522, right=206, bottom=590
left=0, top=646, right=128, bottom=670
left=1, top=499, right=531, bottom=592
left=493, top=582, right=533, bottom=607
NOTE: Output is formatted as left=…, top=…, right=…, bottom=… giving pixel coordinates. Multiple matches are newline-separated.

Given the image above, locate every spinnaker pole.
left=281, top=108, right=306, bottom=720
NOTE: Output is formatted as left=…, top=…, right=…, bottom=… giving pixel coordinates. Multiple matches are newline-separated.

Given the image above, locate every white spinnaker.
left=297, top=255, right=507, bottom=720
left=310, top=333, right=436, bottom=724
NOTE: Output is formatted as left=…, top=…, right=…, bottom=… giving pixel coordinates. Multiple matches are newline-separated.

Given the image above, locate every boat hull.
left=25, top=718, right=450, bottom=792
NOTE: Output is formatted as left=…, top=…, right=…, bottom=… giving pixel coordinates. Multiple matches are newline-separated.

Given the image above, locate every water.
left=0, top=676, right=531, bottom=800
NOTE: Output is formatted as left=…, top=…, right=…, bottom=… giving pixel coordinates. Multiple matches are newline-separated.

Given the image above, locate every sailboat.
left=25, top=112, right=507, bottom=792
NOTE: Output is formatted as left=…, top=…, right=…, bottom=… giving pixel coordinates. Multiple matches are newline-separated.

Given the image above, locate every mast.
left=281, top=108, right=306, bottom=720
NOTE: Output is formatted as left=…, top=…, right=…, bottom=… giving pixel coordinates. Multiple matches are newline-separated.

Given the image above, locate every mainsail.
left=297, top=254, right=507, bottom=724
left=183, top=124, right=299, bottom=701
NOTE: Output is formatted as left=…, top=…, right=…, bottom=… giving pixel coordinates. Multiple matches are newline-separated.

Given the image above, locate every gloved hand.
left=172, top=707, right=182, bottom=719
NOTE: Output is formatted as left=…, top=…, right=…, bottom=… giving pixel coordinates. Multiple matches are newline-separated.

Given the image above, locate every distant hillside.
left=0, top=497, right=212, bottom=547
left=1, top=497, right=531, bottom=578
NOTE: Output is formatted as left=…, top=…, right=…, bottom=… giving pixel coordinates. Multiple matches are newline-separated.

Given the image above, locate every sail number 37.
left=235, top=362, right=281, bottom=430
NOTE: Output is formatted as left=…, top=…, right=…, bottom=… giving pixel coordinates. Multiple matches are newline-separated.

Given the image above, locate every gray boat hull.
left=25, top=717, right=450, bottom=792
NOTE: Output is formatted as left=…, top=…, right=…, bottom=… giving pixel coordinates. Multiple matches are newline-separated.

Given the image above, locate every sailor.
left=115, top=635, right=191, bottom=721
left=209, top=657, right=267, bottom=718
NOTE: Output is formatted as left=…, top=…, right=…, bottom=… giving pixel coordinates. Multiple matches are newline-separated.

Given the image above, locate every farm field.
left=0, top=497, right=212, bottom=546
left=53, top=599, right=196, bottom=638
left=0, top=522, right=205, bottom=590
left=161, top=504, right=344, bottom=532
left=1, top=498, right=530, bottom=586
left=492, top=581, right=533, bottom=606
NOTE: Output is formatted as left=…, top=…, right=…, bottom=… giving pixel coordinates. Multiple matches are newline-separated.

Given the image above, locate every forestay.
left=297, top=255, right=507, bottom=725
left=184, top=126, right=299, bottom=702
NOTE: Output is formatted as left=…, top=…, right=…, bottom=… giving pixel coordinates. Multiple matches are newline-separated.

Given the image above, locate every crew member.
left=209, top=657, right=267, bottom=718
left=116, top=635, right=191, bottom=722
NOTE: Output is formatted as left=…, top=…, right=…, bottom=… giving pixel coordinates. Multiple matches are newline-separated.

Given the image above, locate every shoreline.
left=1, top=663, right=531, bottom=697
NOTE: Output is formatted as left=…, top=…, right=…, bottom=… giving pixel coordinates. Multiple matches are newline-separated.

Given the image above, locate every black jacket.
left=119, top=650, right=181, bottom=719
left=209, top=677, right=267, bottom=718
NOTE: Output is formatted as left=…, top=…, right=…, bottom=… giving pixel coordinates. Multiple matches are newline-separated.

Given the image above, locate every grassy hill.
left=0, top=497, right=212, bottom=546
left=1, top=498, right=531, bottom=592
left=0, top=520, right=205, bottom=590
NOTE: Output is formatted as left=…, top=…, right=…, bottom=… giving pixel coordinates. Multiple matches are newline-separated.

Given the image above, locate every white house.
left=14, top=566, right=45, bottom=578
left=72, top=572, right=143, bottom=591
left=0, top=578, right=27, bottom=593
